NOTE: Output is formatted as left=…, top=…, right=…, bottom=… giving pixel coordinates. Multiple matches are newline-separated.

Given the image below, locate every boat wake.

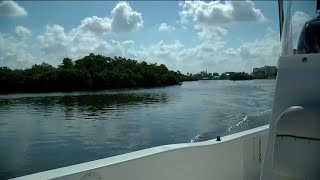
left=191, top=109, right=271, bottom=143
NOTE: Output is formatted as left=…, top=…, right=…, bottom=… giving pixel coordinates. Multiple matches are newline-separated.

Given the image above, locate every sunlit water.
left=0, top=80, right=275, bottom=179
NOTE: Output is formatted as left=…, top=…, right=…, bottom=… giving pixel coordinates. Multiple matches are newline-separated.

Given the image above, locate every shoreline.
left=0, top=83, right=183, bottom=96
left=0, top=79, right=277, bottom=96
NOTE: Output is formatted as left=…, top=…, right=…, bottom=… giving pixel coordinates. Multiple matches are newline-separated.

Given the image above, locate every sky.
left=0, top=0, right=317, bottom=73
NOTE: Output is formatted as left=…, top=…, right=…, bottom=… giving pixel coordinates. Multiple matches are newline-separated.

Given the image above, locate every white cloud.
left=176, top=41, right=227, bottom=71
left=159, top=23, right=176, bottom=32
left=74, top=1, right=142, bottom=35
left=123, top=28, right=279, bottom=74
left=15, top=26, right=31, bottom=39
left=145, top=40, right=183, bottom=66
left=111, top=1, right=143, bottom=33
left=0, top=1, right=27, bottom=16
left=78, top=16, right=112, bottom=34
left=194, top=25, right=227, bottom=40
left=130, top=28, right=279, bottom=74
left=3, top=22, right=280, bottom=74
left=38, top=25, right=72, bottom=56
left=236, top=32, right=280, bottom=68
left=179, top=0, right=264, bottom=41
left=122, top=40, right=135, bottom=47
left=180, top=0, right=265, bottom=25
left=175, top=34, right=279, bottom=73
left=35, top=20, right=279, bottom=73
left=37, top=24, right=139, bottom=64
left=228, top=1, right=265, bottom=22
left=0, top=33, right=35, bottom=68
left=34, top=1, right=144, bottom=65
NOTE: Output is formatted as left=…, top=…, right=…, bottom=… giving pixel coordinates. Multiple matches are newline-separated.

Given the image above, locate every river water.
left=0, top=80, right=275, bottom=179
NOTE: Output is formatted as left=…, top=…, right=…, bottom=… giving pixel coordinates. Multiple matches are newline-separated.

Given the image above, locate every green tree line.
left=0, top=53, right=189, bottom=93
left=229, top=72, right=253, bottom=80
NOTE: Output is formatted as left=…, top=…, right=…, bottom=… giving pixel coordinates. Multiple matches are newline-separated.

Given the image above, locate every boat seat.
left=276, top=106, right=320, bottom=139
left=272, top=106, right=320, bottom=180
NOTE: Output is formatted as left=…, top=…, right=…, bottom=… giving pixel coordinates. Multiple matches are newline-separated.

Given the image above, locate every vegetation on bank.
left=0, top=53, right=190, bottom=93
left=0, top=53, right=278, bottom=93
left=229, top=72, right=253, bottom=80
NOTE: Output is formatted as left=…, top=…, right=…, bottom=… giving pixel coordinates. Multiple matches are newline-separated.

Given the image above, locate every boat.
left=13, top=0, right=320, bottom=179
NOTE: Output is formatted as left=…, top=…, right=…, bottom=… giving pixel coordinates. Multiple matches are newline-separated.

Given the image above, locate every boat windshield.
left=281, top=0, right=320, bottom=56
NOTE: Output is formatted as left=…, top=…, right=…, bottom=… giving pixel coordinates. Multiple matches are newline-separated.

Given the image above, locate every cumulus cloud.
left=0, top=33, right=35, bottom=68
left=180, top=0, right=264, bottom=25
left=38, top=25, right=72, bottom=56
left=37, top=24, right=139, bottom=64
left=144, top=40, right=183, bottom=67
left=38, top=24, right=108, bottom=62
left=111, top=1, right=143, bottom=33
left=35, top=19, right=279, bottom=73
left=179, top=0, right=264, bottom=40
left=159, top=23, right=176, bottom=32
left=194, top=25, right=227, bottom=40
left=75, top=1, right=142, bottom=35
left=174, top=38, right=279, bottom=73
left=78, top=16, right=112, bottom=34
left=0, top=1, right=27, bottom=16
left=34, top=1, right=144, bottom=65
left=15, top=26, right=31, bottom=39
left=5, top=22, right=280, bottom=73
left=176, top=41, right=226, bottom=71
left=236, top=32, right=280, bottom=68
left=132, top=28, right=279, bottom=73
left=38, top=37, right=183, bottom=70
left=122, top=28, right=279, bottom=74
left=195, top=33, right=278, bottom=73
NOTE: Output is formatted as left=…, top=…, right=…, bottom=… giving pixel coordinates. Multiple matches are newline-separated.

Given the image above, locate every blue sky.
left=0, top=0, right=316, bottom=73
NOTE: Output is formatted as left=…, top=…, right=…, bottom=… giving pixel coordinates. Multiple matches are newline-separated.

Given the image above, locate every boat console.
left=261, top=1, right=320, bottom=179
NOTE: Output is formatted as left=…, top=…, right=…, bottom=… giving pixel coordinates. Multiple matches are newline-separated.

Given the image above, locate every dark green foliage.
left=252, top=66, right=277, bottom=79
left=212, top=72, right=219, bottom=76
left=219, top=73, right=229, bottom=80
left=0, top=54, right=183, bottom=93
left=59, top=58, right=74, bottom=69
left=180, top=74, right=198, bottom=81
left=229, top=72, right=253, bottom=80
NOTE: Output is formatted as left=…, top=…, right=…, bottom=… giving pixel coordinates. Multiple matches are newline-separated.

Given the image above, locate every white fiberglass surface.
left=261, top=53, right=320, bottom=179
left=13, top=126, right=269, bottom=180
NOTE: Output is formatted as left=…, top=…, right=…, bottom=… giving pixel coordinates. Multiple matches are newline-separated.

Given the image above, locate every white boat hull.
left=13, top=125, right=269, bottom=180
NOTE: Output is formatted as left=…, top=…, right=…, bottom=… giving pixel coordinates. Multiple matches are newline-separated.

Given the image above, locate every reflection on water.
left=0, top=80, right=275, bottom=179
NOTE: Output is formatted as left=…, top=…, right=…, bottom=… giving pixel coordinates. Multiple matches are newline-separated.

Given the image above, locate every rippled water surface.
left=0, top=80, right=275, bottom=179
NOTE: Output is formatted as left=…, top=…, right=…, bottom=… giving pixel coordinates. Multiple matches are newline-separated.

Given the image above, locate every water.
left=0, top=80, right=275, bottom=179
